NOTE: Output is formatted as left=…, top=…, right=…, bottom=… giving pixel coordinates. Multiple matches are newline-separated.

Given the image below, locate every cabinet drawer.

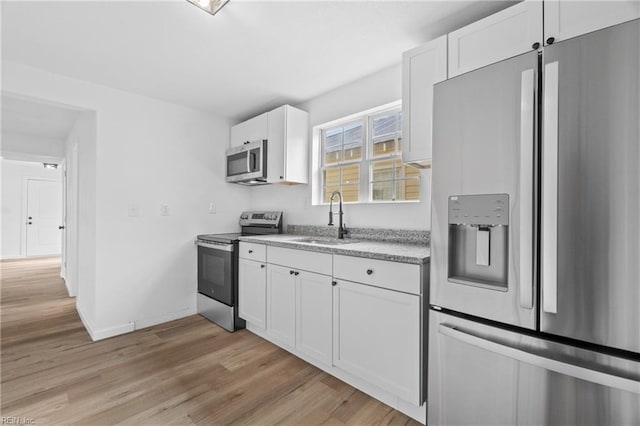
left=239, top=242, right=266, bottom=262
left=267, top=246, right=332, bottom=276
left=333, top=255, right=421, bottom=295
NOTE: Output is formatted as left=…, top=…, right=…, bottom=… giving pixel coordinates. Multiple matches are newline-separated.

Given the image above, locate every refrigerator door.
left=428, top=310, right=640, bottom=426
left=541, top=19, right=640, bottom=353
left=431, top=50, right=538, bottom=329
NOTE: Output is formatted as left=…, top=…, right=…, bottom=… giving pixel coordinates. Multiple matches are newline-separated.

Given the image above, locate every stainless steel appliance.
left=225, top=140, right=268, bottom=185
left=196, top=211, right=282, bottom=331
left=429, top=19, right=640, bottom=425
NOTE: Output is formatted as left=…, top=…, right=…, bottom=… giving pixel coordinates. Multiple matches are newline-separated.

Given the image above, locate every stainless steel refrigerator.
left=428, top=18, right=640, bottom=425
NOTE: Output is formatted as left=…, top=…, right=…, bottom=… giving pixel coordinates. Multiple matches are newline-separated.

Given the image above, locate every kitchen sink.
left=294, top=237, right=358, bottom=245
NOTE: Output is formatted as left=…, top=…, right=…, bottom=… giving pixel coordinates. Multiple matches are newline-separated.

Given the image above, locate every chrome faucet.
left=328, top=190, right=349, bottom=239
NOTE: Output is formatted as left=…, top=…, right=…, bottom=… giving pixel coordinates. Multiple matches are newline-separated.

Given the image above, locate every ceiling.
left=1, top=1, right=513, bottom=121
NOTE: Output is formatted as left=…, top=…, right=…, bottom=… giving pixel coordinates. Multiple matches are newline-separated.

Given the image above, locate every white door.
left=26, top=179, right=63, bottom=257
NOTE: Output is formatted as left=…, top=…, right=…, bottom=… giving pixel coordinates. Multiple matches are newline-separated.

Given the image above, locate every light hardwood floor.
left=1, top=256, right=420, bottom=425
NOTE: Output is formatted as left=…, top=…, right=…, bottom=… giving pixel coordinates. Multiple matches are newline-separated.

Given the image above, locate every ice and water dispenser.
left=448, top=194, right=509, bottom=291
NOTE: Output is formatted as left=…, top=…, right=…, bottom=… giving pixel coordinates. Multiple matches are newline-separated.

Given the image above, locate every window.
left=318, top=103, right=420, bottom=204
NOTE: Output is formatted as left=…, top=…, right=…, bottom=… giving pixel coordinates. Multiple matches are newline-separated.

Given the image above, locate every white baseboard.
left=76, top=305, right=134, bottom=341
left=64, top=279, right=76, bottom=298
left=133, top=306, right=196, bottom=331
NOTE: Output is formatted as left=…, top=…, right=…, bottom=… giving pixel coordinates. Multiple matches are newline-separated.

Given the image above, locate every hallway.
left=0, top=257, right=417, bottom=425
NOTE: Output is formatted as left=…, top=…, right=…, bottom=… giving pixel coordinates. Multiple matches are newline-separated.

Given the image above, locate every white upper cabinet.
left=448, top=0, right=543, bottom=78
left=230, top=112, right=268, bottom=147
left=230, top=105, right=309, bottom=185
left=267, top=105, right=309, bottom=184
left=544, top=0, right=640, bottom=45
left=402, top=35, right=448, bottom=167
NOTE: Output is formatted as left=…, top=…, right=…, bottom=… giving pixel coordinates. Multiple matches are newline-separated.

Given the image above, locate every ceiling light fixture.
left=43, top=163, right=59, bottom=169
left=186, top=0, right=230, bottom=16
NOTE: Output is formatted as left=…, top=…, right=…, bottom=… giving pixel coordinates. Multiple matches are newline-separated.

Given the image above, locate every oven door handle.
left=196, top=241, right=234, bottom=252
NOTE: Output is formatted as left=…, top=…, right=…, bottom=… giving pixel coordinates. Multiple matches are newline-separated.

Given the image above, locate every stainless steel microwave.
left=225, top=139, right=268, bottom=185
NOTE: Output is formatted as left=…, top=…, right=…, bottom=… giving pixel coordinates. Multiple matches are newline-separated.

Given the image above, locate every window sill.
left=314, top=199, right=421, bottom=207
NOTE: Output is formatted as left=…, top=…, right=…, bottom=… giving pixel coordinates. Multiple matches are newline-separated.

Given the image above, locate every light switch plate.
left=209, top=202, right=216, bottom=214
left=160, top=204, right=170, bottom=216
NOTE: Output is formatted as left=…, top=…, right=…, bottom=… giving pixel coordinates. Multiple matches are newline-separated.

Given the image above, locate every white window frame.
left=311, top=100, right=421, bottom=206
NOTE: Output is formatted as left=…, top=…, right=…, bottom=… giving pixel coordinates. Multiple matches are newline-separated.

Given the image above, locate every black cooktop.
left=197, top=233, right=242, bottom=244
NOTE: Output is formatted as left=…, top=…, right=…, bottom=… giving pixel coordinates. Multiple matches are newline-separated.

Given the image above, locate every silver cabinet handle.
left=519, top=68, right=535, bottom=309
left=438, top=324, right=640, bottom=395
left=542, top=61, right=559, bottom=314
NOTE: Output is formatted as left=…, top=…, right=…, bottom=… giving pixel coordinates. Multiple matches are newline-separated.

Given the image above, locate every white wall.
left=0, top=159, right=62, bottom=259
left=250, top=64, right=431, bottom=230
left=1, top=132, right=65, bottom=163
left=3, top=61, right=251, bottom=339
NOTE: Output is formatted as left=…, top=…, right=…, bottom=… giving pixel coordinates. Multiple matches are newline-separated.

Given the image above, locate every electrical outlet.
left=209, top=202, right=216, bottom=214
left=160, top=204, right=170, bottom=216
left=128, top=204, right=139, bottom=217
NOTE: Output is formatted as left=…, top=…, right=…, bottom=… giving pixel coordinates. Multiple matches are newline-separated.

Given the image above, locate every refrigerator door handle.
left=542, top=61, right=559, bottom=314
left=519, top=68, right=535, bottom=309
left=439, top=323, right=640, bottom=394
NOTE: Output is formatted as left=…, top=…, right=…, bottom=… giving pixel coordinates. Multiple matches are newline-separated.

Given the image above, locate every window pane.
left=324, top=128, right=343, bottom=165
left=372, top=181, right=393, bottom=201
left=323, top=186, right=340, bottom=204
left=343, top=123, right=363, bottom=162
left=341, top=184, right=359, bottom=202
left=372, top=159, right=394, bottom=181
left=323, top=167, right=340, bottom=187
left=372, top=112, right=399, bottom=138
left=371, top=111, right=400, bottom=158
left=396, top=179, right=420, bottom=201
left=341, top=164, right=360, bottom=185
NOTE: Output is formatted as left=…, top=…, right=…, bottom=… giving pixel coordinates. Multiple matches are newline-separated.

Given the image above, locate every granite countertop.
left=238, top=234, right=430, bottom=265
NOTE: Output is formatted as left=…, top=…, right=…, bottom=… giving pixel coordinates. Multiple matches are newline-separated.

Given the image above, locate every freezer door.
left=428, top=310, right=640, bottom=426
left=541, top=19, right=640, bottom=353
left=431, top=50, right=538, bottom=329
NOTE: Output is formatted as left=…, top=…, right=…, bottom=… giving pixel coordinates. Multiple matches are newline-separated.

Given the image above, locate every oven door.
left=197, top=242, right=235, bottom=306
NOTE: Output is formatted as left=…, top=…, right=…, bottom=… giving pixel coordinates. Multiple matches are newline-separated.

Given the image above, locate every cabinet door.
left=296, top=271, right=332, bottom=365
left=544, top=0, right=640, bottom=45
left=448, top=0, right=542, bottom=78
left=333, top=279, right=421, bottom=405
left=266, top=264, right=296, bottom=348
left=266, top=105, right=309, bottom=184
left=238, top=258, right=266, bottom=329
left=230, top=112, right=268, bottom=147
left=402, top=35, right=447, bottom=167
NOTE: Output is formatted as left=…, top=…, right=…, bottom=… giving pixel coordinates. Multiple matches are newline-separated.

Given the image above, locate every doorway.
left=26, top=179, right=63, bottom=257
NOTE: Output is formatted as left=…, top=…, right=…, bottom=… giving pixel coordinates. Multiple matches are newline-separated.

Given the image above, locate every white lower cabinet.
left=238, top=258, right=267, bottom=329
left=266, top=262, right=333, bottom=364
left=332, top=279, right=421, bottom=405
left=240, top=243, right=426, bottom=422
left=296, top=270, right=333, bottom=365
left=266, top=264, right=297, bottom=348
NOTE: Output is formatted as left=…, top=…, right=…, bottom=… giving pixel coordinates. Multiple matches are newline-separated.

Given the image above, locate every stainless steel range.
left=196, top=211, right=282, bottom=331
